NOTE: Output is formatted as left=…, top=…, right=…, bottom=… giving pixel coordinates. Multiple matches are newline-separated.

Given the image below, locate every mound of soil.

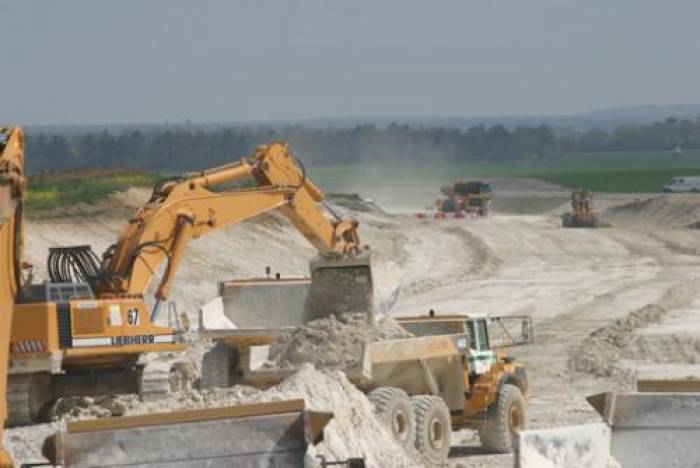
left=265, top=314, right=413, bottom=370
left=604, top=194, right=700, bottom=228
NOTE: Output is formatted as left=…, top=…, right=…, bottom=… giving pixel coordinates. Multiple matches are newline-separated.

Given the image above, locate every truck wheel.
left=478, top=383, right=525, bottom=453
left=200, top=343, right=232, bottom=389
left=7, top=373, right=52, bottom=426
left=411, top=395, right=451, bottom=463
left=368, top=387, right=415, bottom=451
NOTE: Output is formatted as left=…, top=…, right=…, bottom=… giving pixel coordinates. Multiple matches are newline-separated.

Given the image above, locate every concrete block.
left=516, top=423, right=611, bottom=468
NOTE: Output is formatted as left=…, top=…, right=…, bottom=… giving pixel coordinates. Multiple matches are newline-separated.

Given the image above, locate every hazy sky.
left=3, top=0, right=699, bottom=125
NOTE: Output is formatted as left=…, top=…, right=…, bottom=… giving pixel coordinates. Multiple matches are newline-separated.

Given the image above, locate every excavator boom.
left=95, top=141, right=365, bottom=303
left=0, top=126, right=27, bottom=467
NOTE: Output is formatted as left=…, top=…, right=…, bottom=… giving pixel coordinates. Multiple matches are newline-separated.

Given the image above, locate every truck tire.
left=478, top=383, right=525, bottom=453
left=411, top=395, right=451, bottom=463
left=368, top=387, right=415, bottom=451
left=200, top=343, right=232, bottom=389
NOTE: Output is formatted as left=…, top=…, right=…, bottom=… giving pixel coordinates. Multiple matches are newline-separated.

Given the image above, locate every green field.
left=27, top=170, right=161, bottom=210
left=25, top=149, right=700, bottom=211
left=308, top=149, right=700, bottom=193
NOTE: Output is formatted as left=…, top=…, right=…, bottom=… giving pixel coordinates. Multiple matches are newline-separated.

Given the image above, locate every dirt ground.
left=9, top=180, right=700, bottom=466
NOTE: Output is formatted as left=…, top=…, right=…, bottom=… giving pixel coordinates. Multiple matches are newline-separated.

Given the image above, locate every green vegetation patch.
left=27, top=170, right=161, bottom=210
left=522, top=168, right=700, bottom=193
left=308, top=149, right=700, bottom=194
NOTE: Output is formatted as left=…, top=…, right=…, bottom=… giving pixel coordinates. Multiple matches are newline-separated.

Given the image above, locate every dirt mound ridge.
left=569, top=284, right=697, bottom=380
left=605, top=194, right=700, bottom=228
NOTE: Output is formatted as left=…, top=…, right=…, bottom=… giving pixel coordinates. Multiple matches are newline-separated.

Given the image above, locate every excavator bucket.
left=306, top=251, right=374, bottom=321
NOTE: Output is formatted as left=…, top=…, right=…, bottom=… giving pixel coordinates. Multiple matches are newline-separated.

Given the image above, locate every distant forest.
left=24, top=117, right=700, bottom=173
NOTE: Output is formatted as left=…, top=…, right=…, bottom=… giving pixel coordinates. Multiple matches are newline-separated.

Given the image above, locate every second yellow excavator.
left=9, top=141, right=372, bottom=426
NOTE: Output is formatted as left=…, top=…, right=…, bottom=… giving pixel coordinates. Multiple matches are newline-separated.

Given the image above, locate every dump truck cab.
left=396, top=313, right=529, bottom=381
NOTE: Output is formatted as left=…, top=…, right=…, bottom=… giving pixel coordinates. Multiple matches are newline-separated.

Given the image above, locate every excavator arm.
left=95, top=142, right=364, bottom=304
left=0, top=127, right=27, bottom=467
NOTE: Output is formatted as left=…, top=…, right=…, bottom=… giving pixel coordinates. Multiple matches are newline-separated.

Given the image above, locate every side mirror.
left=488, top=315, right=534, bottom=347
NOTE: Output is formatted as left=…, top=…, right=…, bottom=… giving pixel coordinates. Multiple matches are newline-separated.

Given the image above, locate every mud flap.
left=306, top=251, right=373, bottom=322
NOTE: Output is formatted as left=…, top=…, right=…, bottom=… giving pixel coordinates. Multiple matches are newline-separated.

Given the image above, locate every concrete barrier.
left=588, top=391, right=700, bottom=468
left=44, top=399, right=331, bottom=468
left=515, top=423, right=611, bottom=468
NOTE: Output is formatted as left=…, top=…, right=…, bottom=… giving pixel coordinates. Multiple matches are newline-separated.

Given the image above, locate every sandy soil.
left=8, top=183, right=700, bottom=467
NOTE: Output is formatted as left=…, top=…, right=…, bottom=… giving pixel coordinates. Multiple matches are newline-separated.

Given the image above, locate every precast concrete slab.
left=588, top=391, right=700, bottom=468
left=515, top=423, right=611, bottom=468
left=44, top=399, right=331, bottom=468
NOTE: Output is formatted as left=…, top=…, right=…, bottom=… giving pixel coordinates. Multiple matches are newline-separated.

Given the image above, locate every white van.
left=662, top=176, right=700, bottom=192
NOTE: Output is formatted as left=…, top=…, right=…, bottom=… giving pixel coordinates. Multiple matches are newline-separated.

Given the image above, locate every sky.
left=2, top=0, right=700, bottom=125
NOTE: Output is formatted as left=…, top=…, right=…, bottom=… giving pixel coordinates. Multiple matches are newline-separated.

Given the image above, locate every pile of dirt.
left=604, top=194, right=700, bottom=228
left=570, top=303, right=667, bottom=378
left=265, top=314, right=413, bottom=370
left=19, top=366, right=421, bottom=467
left=570, top=284, right=697, bottom=380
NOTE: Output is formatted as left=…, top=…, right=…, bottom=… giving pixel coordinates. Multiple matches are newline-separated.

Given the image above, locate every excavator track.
left=7, top=373, right=51, bottom=426
left=138, top=359, right=192, bottom=402
left=138, top=361, right=172, bottom=402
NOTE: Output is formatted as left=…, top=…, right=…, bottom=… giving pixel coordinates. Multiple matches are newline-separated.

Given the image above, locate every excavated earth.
left=264, top=314, right=413, bottom=370
left=8, top=180, right=700, bottom=467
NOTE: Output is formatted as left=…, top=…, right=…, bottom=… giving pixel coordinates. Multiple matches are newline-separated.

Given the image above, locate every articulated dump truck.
left=201, top=281, right=533, bottom=464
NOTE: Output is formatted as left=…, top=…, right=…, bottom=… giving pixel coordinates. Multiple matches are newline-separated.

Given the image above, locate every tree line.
left=24, top=117, right=700, bottom=173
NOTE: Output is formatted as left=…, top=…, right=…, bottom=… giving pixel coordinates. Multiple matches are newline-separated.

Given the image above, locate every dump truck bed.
left=244, top=333, right=470, bottom=411
left=198, top=278, right=312, bottom=346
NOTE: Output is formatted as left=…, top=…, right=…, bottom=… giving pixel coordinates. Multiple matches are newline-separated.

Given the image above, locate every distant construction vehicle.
left=8, top=141, right=372, bottom=426
left=206, top=303, right=532, bottom=462
left=562, top=189, right=599, bottom=228
left=435, top=180, right=492, bottom=218
left=662, top=175, right=700, bottom=192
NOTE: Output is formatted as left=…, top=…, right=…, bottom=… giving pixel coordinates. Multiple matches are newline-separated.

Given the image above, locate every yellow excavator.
left=1, top=127, right=28, bottom=467
left=8, top=141, right=371, bottom=426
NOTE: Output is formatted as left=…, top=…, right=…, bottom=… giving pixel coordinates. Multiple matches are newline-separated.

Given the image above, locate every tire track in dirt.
left=398, top=222, right=502, bottom=298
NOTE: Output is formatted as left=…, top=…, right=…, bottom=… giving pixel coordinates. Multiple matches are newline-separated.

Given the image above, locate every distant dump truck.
left=562, top=189, right=599, bottom=228
left=240, top=313, right=533, bottom=463
left=436, top=180, right=492, bottom=217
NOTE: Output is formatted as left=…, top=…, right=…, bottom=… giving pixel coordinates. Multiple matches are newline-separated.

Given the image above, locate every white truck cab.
left=663, top=176, right=700, bottom=192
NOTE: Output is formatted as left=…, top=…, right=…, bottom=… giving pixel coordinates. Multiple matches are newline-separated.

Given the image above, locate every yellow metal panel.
left=12, top=303, right=59, bottom=353
left=72, top=308, right=104, bottom=335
